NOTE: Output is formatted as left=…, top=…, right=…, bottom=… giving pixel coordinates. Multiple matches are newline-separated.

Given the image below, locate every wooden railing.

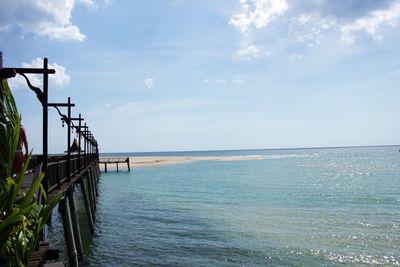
left=29, top=153, right=98, bottom=194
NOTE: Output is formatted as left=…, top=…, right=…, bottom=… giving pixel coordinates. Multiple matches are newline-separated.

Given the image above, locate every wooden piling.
left=59, top=198, right=79, bottom=267
left=105, top=162, right=107, bottom=172
left=89, top=168, right=98, bottom=203
left=96, top=162, right=100, bottom=181
left=91, top=166, right=99, bottom=197
left=66, top=188, right=84, bottom=260
left=116, top=162, right=119, bottom=172
left=79, top=178, right=95, bottom=233
left=1, top=56, right=103, bottom=266
left=86, top=172, right=96, bottom=215
left=127, top=157, right=131, bottom=172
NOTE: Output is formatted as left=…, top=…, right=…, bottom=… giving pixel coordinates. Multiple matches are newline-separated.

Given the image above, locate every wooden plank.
left=43, top=262, right=65, bottom=267
left=28, top=260, right=40, bottom=267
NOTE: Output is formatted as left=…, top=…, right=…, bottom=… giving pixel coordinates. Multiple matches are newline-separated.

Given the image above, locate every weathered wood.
left=86, top=172, right=96, bottom=217
left=47, top=160, right=97, bottom=201
left=66, top=188, right=84, bottom=259
left=97, top=162, right=100, bottom=178
left=99, top=157, right=130, bottom=172
left=89, top=168, right=98, bottom=204
left=4, top=57, right=101, bottom=267
left=28, top=260, right=41, bottom=267
left=59, top=197, right=79, bottom=267
left=79, top=178, right=95, bottom=233
left=90, top=166, right=99, bottom=197
left=45, top=248, right=60, bottom=261
left=43, top=262, right=65, bottom=267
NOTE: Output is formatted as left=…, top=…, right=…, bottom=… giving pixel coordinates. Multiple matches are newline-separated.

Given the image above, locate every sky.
left=1, top=0, right=400, bottom=153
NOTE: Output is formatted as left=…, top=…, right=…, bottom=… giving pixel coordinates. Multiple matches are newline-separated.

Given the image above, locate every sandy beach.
left=99, top=155, right=266, bottom=169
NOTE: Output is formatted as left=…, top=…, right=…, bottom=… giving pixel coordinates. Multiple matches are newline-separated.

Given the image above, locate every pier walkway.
left=99, top=157, right=130, bottom=172
left=1, top=56, right=101, bottom=267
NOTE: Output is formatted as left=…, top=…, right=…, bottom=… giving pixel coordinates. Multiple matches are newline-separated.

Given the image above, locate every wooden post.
left=96, top=161, right=100, bottom=180
left=90, top=168, right=97, bottom=210
left=79, top=178, right=95, bottom=233
left=59, top=197, right=79, bottom=267
left=105, top=162, right=107, bottom=172
left=83, top=123, right=87, bottom=167
left=78, top=113, right=82, bottom=171
left=89, top=167, right=98, bottom=201
left=56, top=158, right=61, bottom=189
left=67, top=97, right=71, bottom=182
left=42, top=58, right=49, bottom=193
left=86, top=172, right=96, bottom=214
left=116, top=162, right=119, bottom=172
left=127, top=157, right=130, bottom=172
left=90, top=166, right=99, bottom=197
left=66, top=188, right=84, bottom=260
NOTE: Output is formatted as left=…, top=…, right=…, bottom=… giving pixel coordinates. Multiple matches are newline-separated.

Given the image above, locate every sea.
left=47, top=146, right=400, bottom=266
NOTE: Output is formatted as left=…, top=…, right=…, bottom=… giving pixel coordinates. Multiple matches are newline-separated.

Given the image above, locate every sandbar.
left=99, top=155, right=266, bottom=169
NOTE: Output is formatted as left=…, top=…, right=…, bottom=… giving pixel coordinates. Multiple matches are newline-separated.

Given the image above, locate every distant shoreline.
left=100, top=155, right=267, bottom=168
left=100, top=144, right=399, bottom=156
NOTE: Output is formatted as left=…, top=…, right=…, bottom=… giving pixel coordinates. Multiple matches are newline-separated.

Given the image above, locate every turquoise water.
left=48, top=146, right=400, bottom=266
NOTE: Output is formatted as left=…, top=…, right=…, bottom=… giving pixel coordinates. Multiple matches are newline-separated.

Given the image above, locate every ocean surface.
left=47, top=146, right=400, bottom=266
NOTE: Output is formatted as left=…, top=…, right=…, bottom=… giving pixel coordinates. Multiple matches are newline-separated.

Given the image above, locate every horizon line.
left=100, top=144, right=399, bottom=154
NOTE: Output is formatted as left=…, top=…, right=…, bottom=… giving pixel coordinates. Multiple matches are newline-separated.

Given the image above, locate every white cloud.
left=36, top=23, right=85, bottom=41
left=77, top=0, right=111, bottom=10
left=230, top=0, right=288, bottom=32
left=288, top=53, right=303, bottom=61
left=216, top=80, right=227, bottom=84
left=233, top=79, right=245, bottom=84
left=236, top=44, right=269, bottom=60
left=0, top=0, right=109, bottom=41
left=289, top=13, right=336, bottom=47
left=237, top=44, right=259, bottom=57
left=341, top=2, right=400, bottom=44
left=78, top=0, right=97, bottom=9
left=202, top=79, right=210, bottom=83
left=8, top=58, right=71, bottom=90
left=144, top=78, right=155, bottom=90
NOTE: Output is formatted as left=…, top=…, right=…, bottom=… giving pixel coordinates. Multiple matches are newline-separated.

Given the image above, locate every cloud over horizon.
left=340, top=1, right=400, bottom=44
left=230, top=0, right=400, bottom=59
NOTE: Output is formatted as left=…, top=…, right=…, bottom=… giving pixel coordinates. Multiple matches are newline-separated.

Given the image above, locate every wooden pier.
left=1, top=56, right=101, bottom=267
left=99, top=157, right=130, bottom=172
left=24, top=153, right=100, bottom=267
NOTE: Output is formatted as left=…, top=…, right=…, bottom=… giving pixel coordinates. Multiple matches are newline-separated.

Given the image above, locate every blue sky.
left=1, top=0, right=400, bottom=153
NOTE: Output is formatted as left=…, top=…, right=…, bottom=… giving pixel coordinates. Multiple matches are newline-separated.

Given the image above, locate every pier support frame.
left=59, top=197, right=79, bottom=267
left=86, top=172, right=96, bottom=217
left=66, top=188, right=84, bottom=260
left=126, top=157, right=130, bottom=172
left=90, top=166, right=99, bottom=197
left=80, top=178, right=95, bottom=233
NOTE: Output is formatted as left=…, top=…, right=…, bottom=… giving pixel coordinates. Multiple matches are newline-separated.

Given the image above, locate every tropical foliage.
left=0, top=79, right=62, bottom=266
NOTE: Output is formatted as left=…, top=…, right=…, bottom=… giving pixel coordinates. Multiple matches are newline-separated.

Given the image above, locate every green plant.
left=0, top=79, right=20, bottom=180
left=0, top=79, right=63, bottom=266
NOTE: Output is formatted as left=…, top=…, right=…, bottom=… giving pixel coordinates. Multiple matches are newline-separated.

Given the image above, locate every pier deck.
left=99, top=157, right=130, bottom=172
left=21, top=153, right=100, bottom=267
left=1, top=56, right=100, bottom=267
